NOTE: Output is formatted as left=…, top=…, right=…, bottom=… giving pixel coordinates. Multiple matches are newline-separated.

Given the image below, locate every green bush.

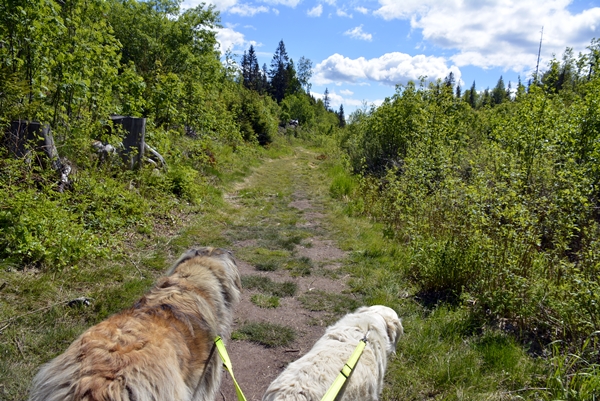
left=0, top=190, right=102, bottom=270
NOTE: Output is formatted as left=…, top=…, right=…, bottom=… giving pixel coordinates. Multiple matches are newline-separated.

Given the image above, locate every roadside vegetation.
left=1, top=0, right=600, bottom=399
left=337, top=39, right=600, bottom=400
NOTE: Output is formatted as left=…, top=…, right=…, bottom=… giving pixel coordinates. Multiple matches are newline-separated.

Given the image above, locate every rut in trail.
left=217, top=148, right=362, bottom=401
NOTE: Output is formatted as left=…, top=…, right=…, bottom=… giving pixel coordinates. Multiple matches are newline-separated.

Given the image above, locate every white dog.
left=263, top=305, right=403, bottom=401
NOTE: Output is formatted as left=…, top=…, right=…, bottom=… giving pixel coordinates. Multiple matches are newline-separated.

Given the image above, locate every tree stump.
left=110, top=116, right=146, bottom=169
left=5, top=120, right=70, bottom=191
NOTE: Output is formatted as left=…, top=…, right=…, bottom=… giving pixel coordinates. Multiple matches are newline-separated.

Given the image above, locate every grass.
left=285, top=256, right=313, bottom=277
left=250, top=294, right=280, bottom=308
left=241, top=275, right=297, bottom=297
left=232, top=322, right=295, bottom=347
left=298, top=290, right=361, bottom=315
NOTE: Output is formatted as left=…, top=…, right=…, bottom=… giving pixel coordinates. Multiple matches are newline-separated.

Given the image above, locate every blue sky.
left=181, top=0, right=600, bottom=115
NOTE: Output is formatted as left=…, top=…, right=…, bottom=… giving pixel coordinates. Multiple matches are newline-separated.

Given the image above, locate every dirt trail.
left=216, top=149, right=357, bottom=401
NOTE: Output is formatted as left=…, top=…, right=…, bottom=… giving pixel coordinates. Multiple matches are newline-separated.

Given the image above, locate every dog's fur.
left=28, top=247, right=242, bottom=401
left=262, top=305, right=403, bottom=401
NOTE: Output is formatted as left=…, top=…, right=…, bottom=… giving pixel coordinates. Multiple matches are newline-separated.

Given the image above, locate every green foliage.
left=0, top=189, right=102, bottom=269
left=329, top=164, right=356, bottom=199
left=546, top=336, right=600, bottom=400
left=234, top=88, right=279, bottom=145
left=341, top=39, right=600, bottom=390
left=280, top=93, right=315, bottom=126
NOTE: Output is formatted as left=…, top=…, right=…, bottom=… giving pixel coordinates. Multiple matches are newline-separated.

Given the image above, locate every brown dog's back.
left=28, top=247, right=241, bottom=401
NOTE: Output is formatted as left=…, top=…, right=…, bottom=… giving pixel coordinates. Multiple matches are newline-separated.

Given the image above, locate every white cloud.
left=336, top=8, right=352, bottom=18
left=313, top=52, right=460, bottom=87
left=183, top=0, right=238, bottom=12
left=313, top=89, right=380, bottom=110
left=340, top=89, right=354, bottom=95
left=185, top=0, right=300, bottom=12
left=344, top=25, right=372, bottom=41
left=229, top=4, right=270, bottom=16
left=355, top=6, right=369, bottom=15
left=215, top=27, right=246, bottom=54
left=307, top=4, right=323, bottom=17
left=260, top=0, right=301, bottom=7
left=373, top=0, right=600, bottom=72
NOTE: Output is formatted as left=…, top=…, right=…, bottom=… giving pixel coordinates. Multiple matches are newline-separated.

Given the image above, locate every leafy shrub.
left=342, top=45, right=600, bottom=379
left=0, top=190, right=102, bottom=270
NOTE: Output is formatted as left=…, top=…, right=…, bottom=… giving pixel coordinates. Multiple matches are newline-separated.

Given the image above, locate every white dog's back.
left=263, top=305, right=403, bottom=401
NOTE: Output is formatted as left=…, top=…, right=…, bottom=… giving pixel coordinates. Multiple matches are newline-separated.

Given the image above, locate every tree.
left=260, top=63, right=270, bottom=95
left=455, top=84, right=462, bottom=99
left=338, top=104, right=346, bottom=128
left=285, top=59, right=302, bottom=96
left=323, top=88, right=330, bottom=111
left=241, top=45, right=261, bottom=91
left=481, top=88, right=492, bottom=107
left=269, top=40, right=290, bottom=102
left=297, top=56, right=313, bottom=93
left=444, top=71, right=455, bottom=88
left=491, top=76, right=507, bottom=105
left=467, top=81, right=477, bottom=108
left=516, top=76, right=527, bottom=100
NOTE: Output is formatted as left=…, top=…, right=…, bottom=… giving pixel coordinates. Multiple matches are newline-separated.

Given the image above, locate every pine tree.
left=338, top=104, right=346, bottom=128
left=481, top=88, right=492, bottom=108
left=444, top=71, right=455, bottom=88
left=455, top=84, right=462, bottom=98
left=285, top=59, right=302, bottom=96
left=468, top=81, right=477, bottom=108
left=261, top=63, right=270, bottom=94
left=323, top=88, right=330, bottom=111
left=516, top=76, right=526, bottom=99
left=269, top=40, right=290, bottom=102
left=248, top=45, right=261, bottom=90
left=241, top=50, right=250, bottom=87
left=491, top=76, right=506, bottom=105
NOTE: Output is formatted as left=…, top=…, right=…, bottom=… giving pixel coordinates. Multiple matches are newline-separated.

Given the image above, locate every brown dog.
left=28, top=247, right=242, bottom=401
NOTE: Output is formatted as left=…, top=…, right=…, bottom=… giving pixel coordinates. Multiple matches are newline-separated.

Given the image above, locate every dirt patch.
left=296, top=238, right=347, bottom=264
left=218, top=158, right=354, bottom=401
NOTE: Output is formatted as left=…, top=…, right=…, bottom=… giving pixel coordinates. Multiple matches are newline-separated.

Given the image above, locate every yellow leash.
left=320, top=333, right=369, bottom=401
left=215, top=336, right=248, bottom=401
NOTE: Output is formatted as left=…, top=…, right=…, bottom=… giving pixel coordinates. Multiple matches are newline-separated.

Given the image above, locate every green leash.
left=215, top=336, right=248, bottom=401
left=321, top=333, right=369, bottom=401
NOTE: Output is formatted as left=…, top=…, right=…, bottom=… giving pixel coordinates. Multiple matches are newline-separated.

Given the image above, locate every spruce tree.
left=323, top=88, right=330, bottom=111
left=269, top=40, right=290, bottom=102
left=468, top=81, right=477, bottom=108
left=444, top=71, right=455, bottom=88
left=247, top=45, right=261, bottom=90
left=338, top=104, right=346, bottom=128
left=492, top=76, right=506, bottom=105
